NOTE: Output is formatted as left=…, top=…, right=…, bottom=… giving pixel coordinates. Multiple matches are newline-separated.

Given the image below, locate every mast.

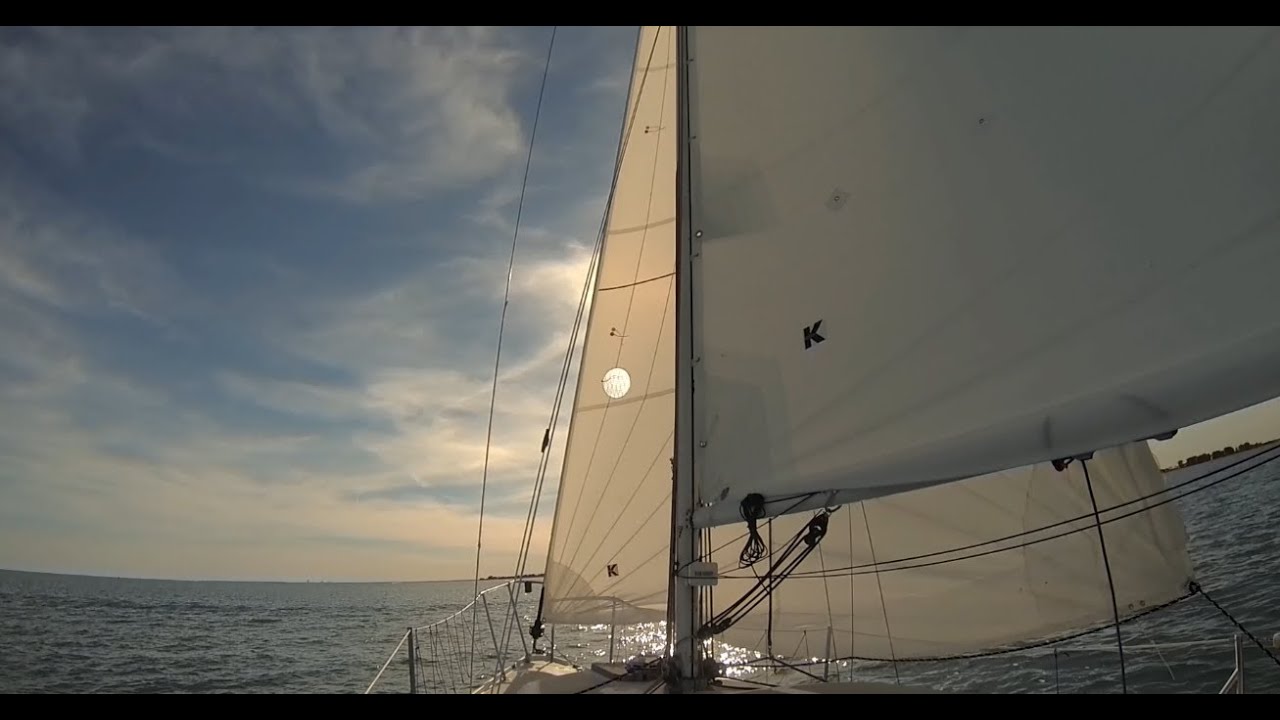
left=670, top=23, right=704, bottom=691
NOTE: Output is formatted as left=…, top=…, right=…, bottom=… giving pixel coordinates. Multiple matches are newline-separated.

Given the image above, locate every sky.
left=0, top=26, right=639, bottom=582
left=1, top=26, right=1278, bottom=584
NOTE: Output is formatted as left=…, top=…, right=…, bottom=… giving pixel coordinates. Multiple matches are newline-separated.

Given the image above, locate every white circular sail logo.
left=602, top=367, right=631, bottom=399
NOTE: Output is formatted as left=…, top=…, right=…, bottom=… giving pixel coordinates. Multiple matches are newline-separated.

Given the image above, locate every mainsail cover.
left=542, top=26, right=678, bottom=625
left=683, top=26, right=1280, bottom=527
left=705, top=441, right=1196, bottom=660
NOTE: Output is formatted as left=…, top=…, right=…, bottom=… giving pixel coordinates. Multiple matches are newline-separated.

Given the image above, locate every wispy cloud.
left=0, top=25, right=637, bottom=582
left=0, top=26, right=551, bottom=204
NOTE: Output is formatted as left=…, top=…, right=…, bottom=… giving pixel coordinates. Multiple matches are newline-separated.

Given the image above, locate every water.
left=2, top=449, right=1278, bottom=694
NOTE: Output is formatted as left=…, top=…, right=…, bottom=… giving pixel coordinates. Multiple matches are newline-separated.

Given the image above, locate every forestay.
left=684, top=26, right=1280, bottom=527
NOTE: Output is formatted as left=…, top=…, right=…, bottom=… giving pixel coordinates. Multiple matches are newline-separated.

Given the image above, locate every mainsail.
left=542, top=26, right=678, bottom=626
left=683, top=26, right=1280, bottom=527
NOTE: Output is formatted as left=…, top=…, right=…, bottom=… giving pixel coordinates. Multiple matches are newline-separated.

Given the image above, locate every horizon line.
left=0, top=567, right=546, bottom=585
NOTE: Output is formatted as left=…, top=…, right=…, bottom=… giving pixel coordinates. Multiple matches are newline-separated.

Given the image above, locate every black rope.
left=528, top=586, right=545, bottom=651
left=738, top=493, right=768, bottom=567
left=699, top=510, right=831, bottom=640
left=1080, top=456, right=1128, bottom=694
left=766, top=517, right=774, bottom=658
left=675, top=494, right=818, bottom=576
left=768, top=655, right=826, bottom=683
left=1191, top=581, right=1280, bottom=670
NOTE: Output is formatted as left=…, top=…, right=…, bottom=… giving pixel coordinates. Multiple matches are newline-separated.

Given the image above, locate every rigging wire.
left=470, top=25, right=557, bottom=686
left=747, top=438, right=1280, bottom=561
left=710, top=450, right=1280, bottom=685
left=860, top=501, right=899, bottom=684
left=716, top=442, right=1280, bottom=578
left=702, top=447, right=1280, bottom=686
left=1193, top=581, right=1280, bottom=670
left=727, top=582, right=1280, bottom=690
left=496, top=224, right=600, bottom=656
left=719, top=444, right=1280, bottom=580
left=1080, top=457, right=1128, bottom=694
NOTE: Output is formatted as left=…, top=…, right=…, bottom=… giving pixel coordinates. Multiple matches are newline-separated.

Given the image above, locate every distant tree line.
left=1168, top=438, right=1280, bottom=470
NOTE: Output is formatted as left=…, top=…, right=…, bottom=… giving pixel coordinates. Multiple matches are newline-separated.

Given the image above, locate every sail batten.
left=684, top=26, right=1280, bottom=528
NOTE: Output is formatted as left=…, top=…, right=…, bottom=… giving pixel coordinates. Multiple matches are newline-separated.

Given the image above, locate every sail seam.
left=606, top=216, right=676, bottom=237
left=609, top=27, right=674, bottom=366
left=572, top=430, right=675, bottom=583
left=573, top=387, right=674, bottom=413
left=597, top=271, right=675, bottom=292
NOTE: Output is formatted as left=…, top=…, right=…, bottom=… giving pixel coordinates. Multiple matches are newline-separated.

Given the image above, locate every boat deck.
left=475, top=656, right=937, bottom=694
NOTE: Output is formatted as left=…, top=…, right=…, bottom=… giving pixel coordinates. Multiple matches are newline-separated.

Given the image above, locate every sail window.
left=602, top=367, right=632, bottom=399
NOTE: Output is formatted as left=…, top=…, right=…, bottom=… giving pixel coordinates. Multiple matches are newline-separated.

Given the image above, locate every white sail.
left=705, top=441, right=1195, bottom=659
left=683, top=26, right=1280, bottom=527
left=542, top=25, right=678, bottom=626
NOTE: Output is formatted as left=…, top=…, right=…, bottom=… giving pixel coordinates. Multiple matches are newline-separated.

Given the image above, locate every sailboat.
left=374, top=25, right=1280, bottom=694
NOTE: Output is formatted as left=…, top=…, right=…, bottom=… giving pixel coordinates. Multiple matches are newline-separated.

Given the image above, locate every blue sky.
left=2, top=26, right=1278, bottom=583
left=0, top=26, right=638, bottom=582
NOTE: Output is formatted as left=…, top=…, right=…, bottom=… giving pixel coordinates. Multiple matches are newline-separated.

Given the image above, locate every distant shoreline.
left=0, top=567, right=546, bottom=585
left=1161, top=438, right=1280, bottom=472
